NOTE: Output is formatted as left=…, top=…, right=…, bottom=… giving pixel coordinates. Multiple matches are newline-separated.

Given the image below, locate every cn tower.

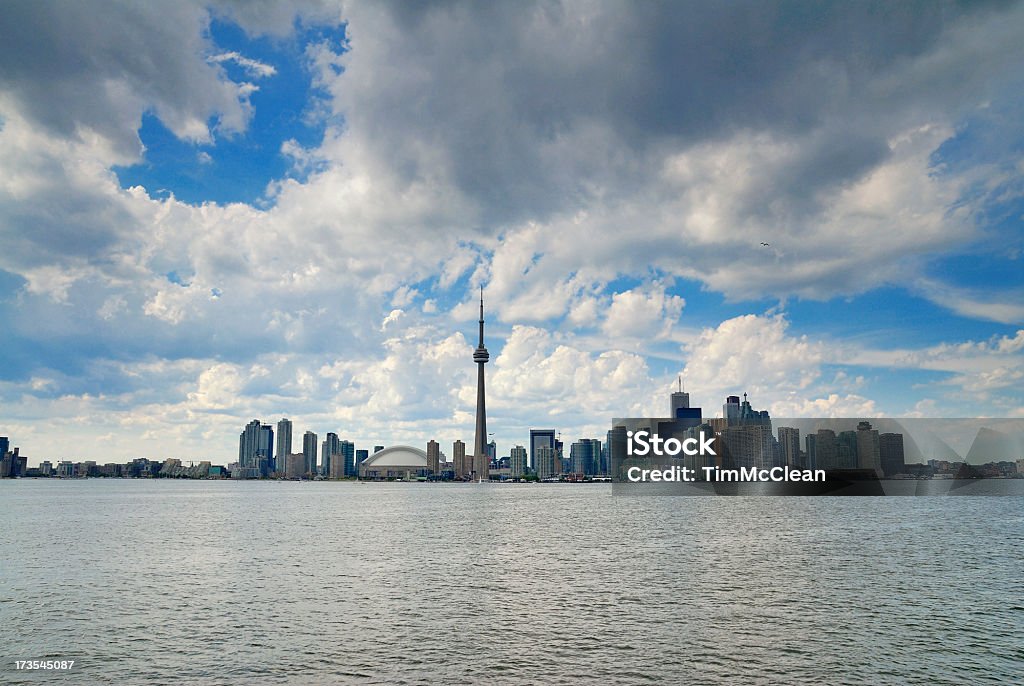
left=472, top=286, right=490, bottom=481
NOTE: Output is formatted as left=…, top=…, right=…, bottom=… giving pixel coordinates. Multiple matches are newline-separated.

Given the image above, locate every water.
left=1, top=480, right=1022, bottom=684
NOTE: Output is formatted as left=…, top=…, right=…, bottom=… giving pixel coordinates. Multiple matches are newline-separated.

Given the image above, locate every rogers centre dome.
left=358, top=445, right=429, bottom=480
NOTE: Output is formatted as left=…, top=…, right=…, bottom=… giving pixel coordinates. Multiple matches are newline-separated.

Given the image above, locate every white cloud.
left=207, top=51, right=277, bottom=79
left=602, top=287, right=684, bottom=339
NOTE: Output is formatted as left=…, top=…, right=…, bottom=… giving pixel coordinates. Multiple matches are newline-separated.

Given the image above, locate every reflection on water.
left=1, top=480, right=1022, bottom=684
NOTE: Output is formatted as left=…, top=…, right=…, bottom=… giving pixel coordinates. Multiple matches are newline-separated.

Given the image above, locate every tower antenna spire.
left=471, top=285, right=490, bottom=481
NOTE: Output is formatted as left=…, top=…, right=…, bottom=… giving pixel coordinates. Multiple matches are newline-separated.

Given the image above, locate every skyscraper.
left=237, top=419, right=264, bottom=479
left=303, top=431, right=318, bottom=476
left=427, top=440, right=440, bottom=474
left=530, top=429, right=556, bottom=471
left=322, top=432, right=340, bottom=477
left=670, top=376, right=690, bottom=418
left=258, top=424, right=274, bottom=477
left=453, top=440, right=467, bottom=479
left=778, top=427, right=800, bottom=467
left=472, top=287, right=490, bottom=481
left=340, top=440, right=356, bottom=477
left=879, top=433, right=905, bottom=477
left=276, top=418, right=292, bottom=474
left=856, top=421, right=881, bottom=473
left=569, top=438, right=602, bottom=476
left=536, top=446, right=556, bottom=480
left=510, top=445, right=527, bottom=479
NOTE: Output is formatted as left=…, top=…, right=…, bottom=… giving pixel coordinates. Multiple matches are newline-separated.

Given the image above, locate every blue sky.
left=0, top=1, right=1022, bottom=464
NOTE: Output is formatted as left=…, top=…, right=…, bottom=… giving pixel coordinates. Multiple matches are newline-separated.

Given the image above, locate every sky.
left=1, top=0, right=1023, bottom=465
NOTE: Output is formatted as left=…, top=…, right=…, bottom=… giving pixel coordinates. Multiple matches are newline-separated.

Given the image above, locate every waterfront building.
left=258, top=424, right=274, bottom=476
left=569, top=438, right=602, bottom=476
left=778, top=427, right=801, bottom=467
left=837, top=430, right=858, bottom=469
left=303, top=431, right=318, bottom=476
left=329, top=451, right=345, bottom=479
left=880, top=432, right=905, bottom=477
left=453, top=440, right=467, bottom=479
left=721, top=424, right=777, bottom=469
left=356, top=449, right=369, bottom=473
left=322, top=433, right=340, bottom=477
left=856, top=421, right=881, bottom=473
left=276, top=418, right=292, bottom=473
left=359, top=445, right=429, bottom=480
left=724, top=395, right=741, bottom=424
left=530, top=429, right=556, bottom=471
left=510, top=445, right=527, bottom=478
left=814, top=429, right=838, bottom=470
left=339, top=440, right=356, bottom=477
left=237, top=420, right=266, bottom=479
left=805, top=433, right=817, bottom=469
left=670, top=376, right=690, bottom=418
left=374, top=445, right=384, bottom=454
left=536, top=446, right=557, bottom=480
left=285, top=452, right=306, bottom=478
left=427, top=440, right=440, bottom=474
left=472, top=288, right=491, bottom=481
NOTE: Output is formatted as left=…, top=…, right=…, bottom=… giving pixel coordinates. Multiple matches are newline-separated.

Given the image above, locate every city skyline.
left=1, top=3, right=1023, bottom=463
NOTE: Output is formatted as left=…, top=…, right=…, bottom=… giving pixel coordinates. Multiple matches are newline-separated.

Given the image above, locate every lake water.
left=1, top=480, right=1022, bottom=684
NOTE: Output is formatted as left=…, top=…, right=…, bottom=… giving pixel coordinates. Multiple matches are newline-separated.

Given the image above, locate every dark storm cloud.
left=336, top=0, right=1017, bottom=228
left=0, top=0, right=249, bottom=158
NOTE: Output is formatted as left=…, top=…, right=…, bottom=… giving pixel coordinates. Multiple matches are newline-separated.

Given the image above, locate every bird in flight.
left=760, top=242, right=770, bottom=247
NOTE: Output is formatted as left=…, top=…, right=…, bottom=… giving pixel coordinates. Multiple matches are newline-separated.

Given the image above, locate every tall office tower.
left=0, top=437, right=8, bottom=458
left=339, top=440, right=356, bottom=477
left=487, top=440, right=497, bottom=465
left=670, top=376, right=690, bottom=418
left=321, top=432, right=340, bottom=477
left=303, top=431, right=318, bottom=476
left=258, top=424, right=274, bottom=477
left=356, top=449, right=369, bottom=476
left=536, top=446, right=556, bottom=480
left=778, top=427, right=801, bottom=467
left=837, top=430, right=858, bottom=468
left=237, top=419, right=264, bottom=479
left=453, top=440, right=467, bottom=479
left=427, top=440, right=440, bottom=474
left=530, top=429, right=556, bottom=471
left=724, top=395, right=741, bottom=424
left=856, top=421, right=881, bottom=472
left=569, top=439, right=602, bottom=475
left=510, top=445, right=527, bottom=479
left=805, top=433, right=817, bottom=469
left=720, top=424, right=778, bottom=469
left=472, top=288, right=490, bottom=481
left=586, top=438, right=602, bottom=475
left=814, top=429, right=838, bottom=470
left=718, top=393, right=776, bottom=468
left=276, top=418, right=292, bottom=473
left=879, top=433, right=905, bottom=477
